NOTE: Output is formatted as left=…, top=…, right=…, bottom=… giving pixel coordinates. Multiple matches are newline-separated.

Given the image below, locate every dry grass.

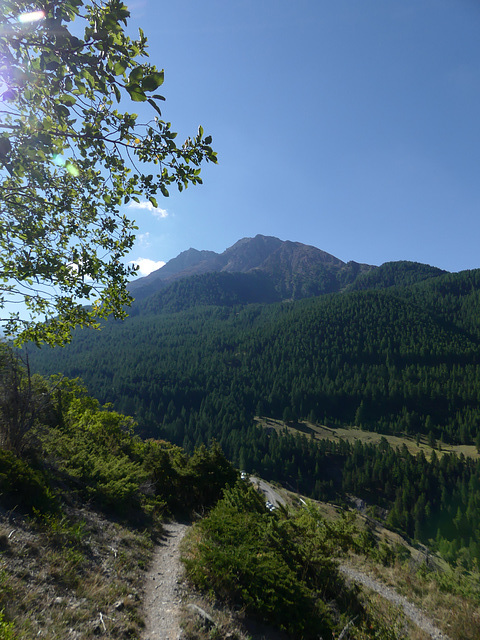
left=255, top=416, right=480, bottom=460
left=359, top=593, right=431, bottom=640
left=0, top=507, right=156, bottom=639
left=179, top=599, right=250, bottom=640
left=323, top=500, right=479, bottom=639
left=178, top=591, right=291, bottom=640
left=344, top=549, right=480, bottom=640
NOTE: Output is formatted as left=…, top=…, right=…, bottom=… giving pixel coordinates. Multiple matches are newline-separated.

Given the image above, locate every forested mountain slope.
left=30, top=268, right=480, bottom=447
left=132, top=271, right=280, bottom=314
left=25, top=266, right=480, bottom=573
left=347, top=260, right=446, bottom=291
left=2, top=351, right=479, bottom=639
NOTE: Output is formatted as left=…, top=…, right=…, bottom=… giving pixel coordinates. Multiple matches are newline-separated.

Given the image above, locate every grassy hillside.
left=181, top=482, right=480, bottom=640
left=256, top=416, right=480, bottom=460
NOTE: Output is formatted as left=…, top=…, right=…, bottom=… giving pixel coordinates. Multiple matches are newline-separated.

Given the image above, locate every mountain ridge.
left=128, top=234, right=446, bottom=312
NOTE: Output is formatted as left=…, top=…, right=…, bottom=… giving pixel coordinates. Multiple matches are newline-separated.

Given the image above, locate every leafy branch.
left=0, top=0, right=217, bottom=345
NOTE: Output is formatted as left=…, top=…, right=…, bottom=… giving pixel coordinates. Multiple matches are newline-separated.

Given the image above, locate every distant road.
left=249, top=476, right=286, bottom=507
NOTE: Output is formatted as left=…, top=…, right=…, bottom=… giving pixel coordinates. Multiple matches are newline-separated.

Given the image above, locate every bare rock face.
left=128, top=234, right=376, bottom=307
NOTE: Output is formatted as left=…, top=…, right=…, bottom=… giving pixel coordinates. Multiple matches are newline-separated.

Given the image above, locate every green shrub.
left=183, top=483, right=337, bottom=639
left=0, top=610, right=16, bottom=640
left=0, top=448, right=55, bottom=512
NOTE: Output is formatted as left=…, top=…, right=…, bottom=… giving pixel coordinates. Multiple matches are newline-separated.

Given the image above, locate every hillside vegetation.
left=31, top=268, right=480, bottom=446
left=2, top=347, right=480, bottom=639
left=0, top=346, right=235, bottom=639
left=27, top=266, right=480, bottom=570
left=181, top=481, right=480, bottom=640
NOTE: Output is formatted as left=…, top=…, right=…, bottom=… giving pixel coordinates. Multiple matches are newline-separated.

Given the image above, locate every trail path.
left=340, top=565, right=450, bottom=640
left=140, top=515, right=449, bottom=640
left=142, top=522, right=188, bottom=640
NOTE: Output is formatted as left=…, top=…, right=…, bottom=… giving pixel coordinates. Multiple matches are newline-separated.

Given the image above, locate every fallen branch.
left=338, top=615, right=358, bottom=640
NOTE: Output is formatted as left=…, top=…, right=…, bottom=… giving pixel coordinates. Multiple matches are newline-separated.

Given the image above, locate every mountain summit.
left=128, top=235, right=368, bottom=301
left=128, top=235, right=282, bottom=298
left=128, top=235, right=444, bottom=312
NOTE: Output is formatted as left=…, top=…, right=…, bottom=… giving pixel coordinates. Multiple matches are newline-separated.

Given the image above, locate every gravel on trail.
left=340, top=564, right=450, bottom=640
left=142, top=522, right=188, bottom=640
left=140, top=519, right=450, bottom=640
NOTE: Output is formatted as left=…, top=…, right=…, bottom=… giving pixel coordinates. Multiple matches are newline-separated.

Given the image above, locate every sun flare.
left=18, top=10, right=45, bottom=24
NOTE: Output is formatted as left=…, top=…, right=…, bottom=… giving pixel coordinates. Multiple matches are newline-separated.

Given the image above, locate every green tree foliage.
left=0, top=346, right=35, bottom=453
left=0, top=0, right=216, bottom=345
left=32, top=270, right=480, bottom=445
left=349, top=260, right=445, bottom=291
left=0, top=350, right=235, bottom=518
left=0, top=344, right=54, bottom=453
left=183, top=482, right=363, bottom=639
left=341, top=440, right=480, bottom=567
left=0, top=446, right=55, bottom=512
left=38, top=376, right=235, bottom=514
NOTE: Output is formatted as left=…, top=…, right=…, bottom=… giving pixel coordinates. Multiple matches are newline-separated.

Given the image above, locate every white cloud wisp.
left=129, top=258, right=166, bottom=276
left=128, top=200, right=168, bottom=219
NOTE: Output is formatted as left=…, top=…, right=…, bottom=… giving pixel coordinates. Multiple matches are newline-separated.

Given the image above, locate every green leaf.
left=113, top=61, right=127, bottom=75
left=74, top=79, right=86, bottom=94
left=45, top=60, right=61, bottom=71
left=147, top=98, right=162, bottom=116
left=53, top=104, right=70, bottom=118
left=59, top=94, right=77, bottom=106
left=141, top=71, right=164, bottom=92
left=149, top=196, right=158, bottom=208
left=127, top=85, right=146, bottom=102
left=128, top=66, right=144, bottom=83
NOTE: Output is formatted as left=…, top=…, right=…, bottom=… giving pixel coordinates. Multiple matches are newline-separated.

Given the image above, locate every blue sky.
left=123, top=0, right=480, bottom=275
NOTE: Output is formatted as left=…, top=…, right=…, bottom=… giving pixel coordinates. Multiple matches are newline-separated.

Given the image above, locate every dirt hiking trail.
left=340, top=565, right=450, bottom=640
left=141, top=521, right=449, bottom=640
left=142, top=522, right=188, bottom=640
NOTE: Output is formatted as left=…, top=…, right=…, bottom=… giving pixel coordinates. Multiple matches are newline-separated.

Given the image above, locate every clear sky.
left=124, top=0, right=480, bottom=275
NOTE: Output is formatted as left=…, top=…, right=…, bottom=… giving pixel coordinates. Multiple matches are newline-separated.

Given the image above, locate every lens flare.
left=66, top=163, right=80, bottom=177
left=52, top=154, right=66, bottom=167
left=52, top=156, right=80, bottom=177
left=18, top=10, right=45, bottom=24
